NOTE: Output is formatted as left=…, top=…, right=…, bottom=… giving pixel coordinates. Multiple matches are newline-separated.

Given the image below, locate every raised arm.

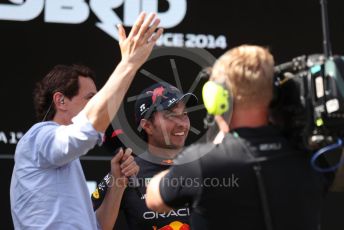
left=83, top=12, right=163, bottom=132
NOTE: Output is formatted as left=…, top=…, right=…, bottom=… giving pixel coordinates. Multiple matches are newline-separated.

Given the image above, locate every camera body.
left=271, top=55, right=344, bottom=150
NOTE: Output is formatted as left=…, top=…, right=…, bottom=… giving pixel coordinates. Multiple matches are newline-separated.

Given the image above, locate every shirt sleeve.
left=36, top=112, right=103, bottom=167
left=159, top=144, right=208, bottom=209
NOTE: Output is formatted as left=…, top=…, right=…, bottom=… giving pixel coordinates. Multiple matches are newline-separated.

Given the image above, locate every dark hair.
left=138, top=112, right=156, bottom=143
left=33, top=64, right=96, bottom=121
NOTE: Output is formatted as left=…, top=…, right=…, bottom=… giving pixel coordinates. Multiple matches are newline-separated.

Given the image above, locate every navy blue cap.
left=134, top=82, right=198, bottom=124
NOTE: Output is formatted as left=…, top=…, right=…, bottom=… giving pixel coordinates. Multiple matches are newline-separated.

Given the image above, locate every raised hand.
left=117, top=12, right=163, bottom=69
left=82, top=13, right=163, bottom=133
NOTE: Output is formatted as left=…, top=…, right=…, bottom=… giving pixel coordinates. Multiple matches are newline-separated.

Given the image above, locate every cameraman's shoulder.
left=174, top=142, right=216, bottom=166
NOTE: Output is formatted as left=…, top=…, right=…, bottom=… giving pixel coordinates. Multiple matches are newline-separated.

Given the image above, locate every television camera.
left=271, top=54, right=344, bottom=152
left=270, top=0, right=344, bottom=172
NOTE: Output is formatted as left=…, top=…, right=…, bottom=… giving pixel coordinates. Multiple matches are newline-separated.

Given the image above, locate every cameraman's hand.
left=110, top=148, right=139, bottom=188
left=118, top=12, right=163, bottom=69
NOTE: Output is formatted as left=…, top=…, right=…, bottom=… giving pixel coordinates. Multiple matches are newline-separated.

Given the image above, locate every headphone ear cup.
left=202, top=81, right=231, bottom=115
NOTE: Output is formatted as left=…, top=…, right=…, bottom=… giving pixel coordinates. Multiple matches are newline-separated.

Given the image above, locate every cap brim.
left=159, top=93, right=198, bottom=111
left=179, top=93, right=198, bottom=107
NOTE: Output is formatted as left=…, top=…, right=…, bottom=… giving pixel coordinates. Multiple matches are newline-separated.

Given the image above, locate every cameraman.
left=145, top=45, right=331, bottom=230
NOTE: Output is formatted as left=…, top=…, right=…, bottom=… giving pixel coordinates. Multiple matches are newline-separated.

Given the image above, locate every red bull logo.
left=147, top=86, right=167, bottom=103
left=153, top=221, right=190, bottom=230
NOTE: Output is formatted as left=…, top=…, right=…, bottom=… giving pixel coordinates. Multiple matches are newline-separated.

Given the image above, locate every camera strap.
left=230, top=132, right=274, bottom=230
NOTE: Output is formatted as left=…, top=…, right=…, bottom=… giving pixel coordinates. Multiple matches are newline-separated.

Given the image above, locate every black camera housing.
left=270, top=55, right=344, bottom=150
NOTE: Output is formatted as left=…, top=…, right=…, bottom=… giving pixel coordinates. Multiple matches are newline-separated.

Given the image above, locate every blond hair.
left=211, top=45, right=274, bottom=109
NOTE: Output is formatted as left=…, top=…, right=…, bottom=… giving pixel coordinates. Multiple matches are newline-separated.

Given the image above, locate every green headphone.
left=202, top=81, right=232, bottom=115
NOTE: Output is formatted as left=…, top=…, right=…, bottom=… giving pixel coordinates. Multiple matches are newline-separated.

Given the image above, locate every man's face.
left=65, top=76, right=97, bottom=121
left=146, top=102, right=190, bottom=150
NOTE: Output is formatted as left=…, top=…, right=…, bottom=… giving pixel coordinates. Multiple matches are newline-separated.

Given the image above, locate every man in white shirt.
left=10, top=12, right=163, bottom=230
